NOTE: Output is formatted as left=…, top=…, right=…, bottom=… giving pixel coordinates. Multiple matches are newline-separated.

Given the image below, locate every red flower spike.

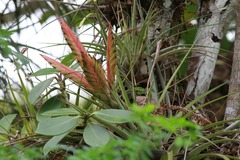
left=41, top=54, right=94, bottom=91
left=59, top=18, right=109, bottom=96
left=59, top=18, right=108, bottom=94
left=106, top=24, right=117, bottom=89
left=59, top=18, right=87, bottom=67
left=82, top=55, right=108, bottom=94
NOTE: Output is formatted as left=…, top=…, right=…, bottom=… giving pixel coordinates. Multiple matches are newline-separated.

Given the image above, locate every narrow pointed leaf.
left=28, top=77, right=54, bottom=104
left=106, top=24, right=117, bottom=89
left=61, top=52, right=75, bottom=66
left=31, top=68, right=57, bottom=77
left=41, top=54, right=93, bottom=91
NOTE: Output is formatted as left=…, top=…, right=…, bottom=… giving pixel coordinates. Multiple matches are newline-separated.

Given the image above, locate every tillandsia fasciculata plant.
left=41, top=18, right=117, bottom=108
left=32, top=18, right=202, bottom=159
left=1, top=13, right=239, bottom=160
left=1, top=0, right=240, bottom=159
left=30, top=16, right=239, bottom=159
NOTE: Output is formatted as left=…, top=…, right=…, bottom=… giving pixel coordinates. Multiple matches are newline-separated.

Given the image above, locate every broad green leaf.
left=0, top=114, right=17, bottom=133
left=31, top=68, right=57, bottom=77
left=28, top=77, right=54, bottom=104
left=37, top=95, right=65, bottom=121
left=43, top=132, right=68, bottom=156
left=36, top=116, right=79, bottom=136
left=42, top=108, right=79, bottom=117
left=83, top=124, right=110, bottom=147
left=94, top=109, right=135, bottom=123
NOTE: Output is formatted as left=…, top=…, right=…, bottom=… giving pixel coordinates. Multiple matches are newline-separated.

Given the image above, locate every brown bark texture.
left=225, top=1, right=240, bottom=120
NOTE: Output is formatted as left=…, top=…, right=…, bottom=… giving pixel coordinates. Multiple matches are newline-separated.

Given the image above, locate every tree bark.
left=225, top=1, right=240, bottom=120
left=186, top=0, right=236, bottom=103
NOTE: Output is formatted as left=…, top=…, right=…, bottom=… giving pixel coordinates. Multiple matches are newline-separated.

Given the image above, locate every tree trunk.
left=186, top=0, right=236, bottom=103
left=225, top=1, right=240, bottom=120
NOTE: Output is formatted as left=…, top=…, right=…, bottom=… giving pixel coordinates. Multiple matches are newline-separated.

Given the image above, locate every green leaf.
left=0, top=38, right=13, bottom=58
left=183, top=1, right=198, bottom=21
left=12, top=51, right=30, bottom=65
left=37, top=95, right=65, bottom=121
left=36, top=116, right=79, bottom=136
left=0, top=28, right=14, bottom=38
left=43, top=132, right=68, bottom=156
left=188, top=139, right=239, bottom=157
left=79, top=13, right=95, bottom=27
left=61, top=53, right=75, bottom=67
left=94, top=109, right=135, bottom=123
left=42, top=108, right=79, bottom=117
left=0, top=114, right=17, bottom=133
left=191, top=153, right=230, bottom=160
left=39, top=10, right=54, bottom=24
left=31, top=68, right=57, bottom=77
left=28, top=77, right=54, bottom=104
left=83, top=124, right=110, bottom=147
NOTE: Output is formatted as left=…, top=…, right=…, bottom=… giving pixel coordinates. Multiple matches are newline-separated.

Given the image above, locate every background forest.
left=0, top=0, right=240, bottom=159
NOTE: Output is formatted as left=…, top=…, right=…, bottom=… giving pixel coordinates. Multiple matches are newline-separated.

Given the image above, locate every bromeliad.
left=41, top=18, right=116, bottom=106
